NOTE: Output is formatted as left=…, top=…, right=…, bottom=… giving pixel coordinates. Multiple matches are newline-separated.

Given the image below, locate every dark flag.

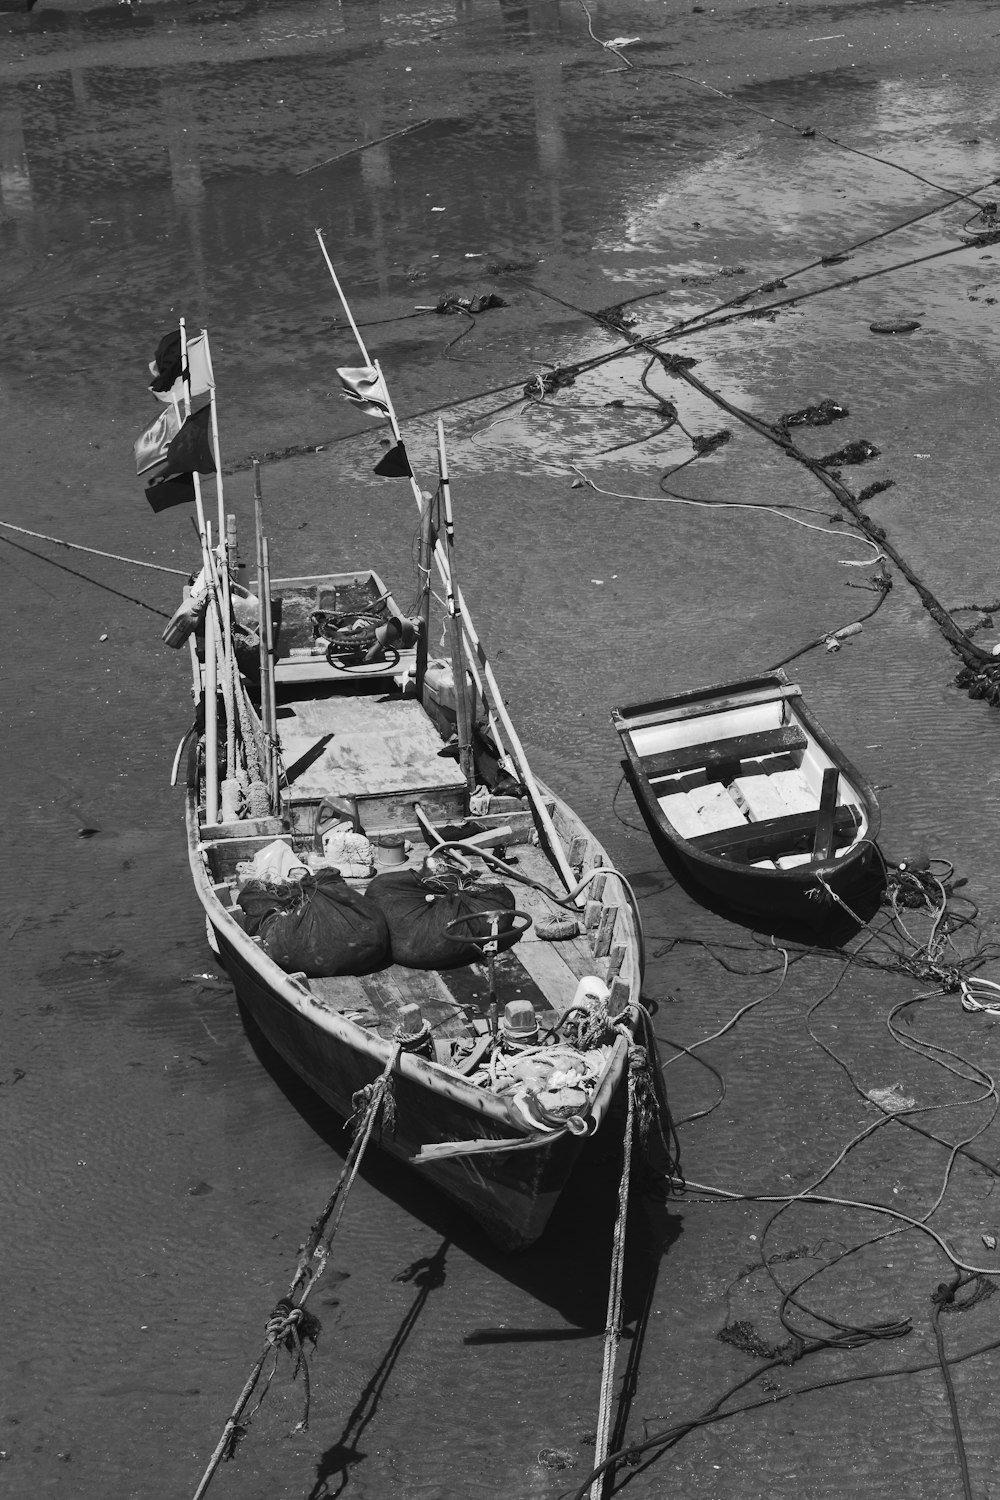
left=166, top=405, right=215, bottom=475
left=149, top=331, right=182, bottom=393
left=373, top=440, right=412, bottom=478
left=144, top=472, right=196, bottom=513
left=141, top=408, right=214, bottom=512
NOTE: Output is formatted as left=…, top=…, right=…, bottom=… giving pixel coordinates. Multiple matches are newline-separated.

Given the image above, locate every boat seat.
left=642, top=724, right=808, bottom=782
left=691, top=804, right=860, bottom=862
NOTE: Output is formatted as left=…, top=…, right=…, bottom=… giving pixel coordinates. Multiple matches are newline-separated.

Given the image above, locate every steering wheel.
left=325, top=639, right=401, bottom=672
left=442, top=908, right=533, bottom=952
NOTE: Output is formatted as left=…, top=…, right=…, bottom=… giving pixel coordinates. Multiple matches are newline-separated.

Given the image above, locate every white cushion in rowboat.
left=768, top=767, right=817, bottom=815
left=657, top=782, right=748, bottom=840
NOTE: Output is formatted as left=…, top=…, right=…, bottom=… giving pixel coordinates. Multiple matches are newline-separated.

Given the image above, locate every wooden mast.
left=314, top=233, right=577, bottom=890
left=436, top=421, right=475, bottom=790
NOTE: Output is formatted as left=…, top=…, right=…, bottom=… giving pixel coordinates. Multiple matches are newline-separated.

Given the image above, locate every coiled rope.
left=189, top=1045, right=401, bottom=1500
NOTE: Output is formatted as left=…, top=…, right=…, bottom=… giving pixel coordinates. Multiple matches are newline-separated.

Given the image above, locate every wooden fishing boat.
left=162, top=254, right=652, bottom=1253
left=181, top=565, right=647, bottom=1251
left=612, top=670, right=882, bottom=925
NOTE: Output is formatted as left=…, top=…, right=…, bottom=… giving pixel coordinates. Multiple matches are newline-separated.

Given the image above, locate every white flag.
left=134, top=404, right=181, bottom=476
left=337, top=365, right=390, bottom=417
left=186, top=331, right=215, bottom=396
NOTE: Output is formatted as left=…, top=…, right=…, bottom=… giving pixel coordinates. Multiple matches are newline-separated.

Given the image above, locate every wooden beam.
left=812, top=766, right=840, bottom=862
left=642, top=723, right=808, bottom=780
left=691, top=804, right=859, bottom=861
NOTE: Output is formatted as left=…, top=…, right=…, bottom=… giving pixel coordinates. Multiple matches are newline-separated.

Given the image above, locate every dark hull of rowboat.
left=614, top=671, right=883, bottom=930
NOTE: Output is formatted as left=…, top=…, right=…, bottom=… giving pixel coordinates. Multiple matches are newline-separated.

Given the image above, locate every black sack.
left=365, top=868, right=519, bottom=969
left=237, top=869, right=390, bottom=978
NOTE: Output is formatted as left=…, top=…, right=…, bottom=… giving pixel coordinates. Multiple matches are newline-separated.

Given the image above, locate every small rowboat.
left=612, top=670, right=882, bottom=926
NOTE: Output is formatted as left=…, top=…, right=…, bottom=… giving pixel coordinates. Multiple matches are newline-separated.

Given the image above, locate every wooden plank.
left=642, top=724, right=807, bottom=780
left=609, top=976, right=631, bottom=1015
left=438, top=949, right=561, bottom=1022
left=592, top=904, right=617, bottom=959
left=355, top=784, right=467, bottom=833
left=692, top=805, right=860, bottom=860
left=605, top=945, right=626, bottom=980
left=357, top=966, right=469, bottom=1039
left=508, top=937, right=585, bottom=1013
left=203, top=833, right=295, bottom=880
left=615, top=682, right=801, bottom=732
left=302, top=973, right=378, bottom=1019
left=202, top=817, right=286, bottom=840
left=812, top=767, right=840, bottom=862
left=511, top=885, right=609, bottom=983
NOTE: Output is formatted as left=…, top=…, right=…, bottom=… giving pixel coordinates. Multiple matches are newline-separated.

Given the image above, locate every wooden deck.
left=302, top=842, right=613, bottom=1046
left=278, top=691, right=468, bottom=832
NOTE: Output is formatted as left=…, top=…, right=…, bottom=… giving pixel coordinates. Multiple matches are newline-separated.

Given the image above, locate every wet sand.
left=3, top=1, right=1000, bottom=1496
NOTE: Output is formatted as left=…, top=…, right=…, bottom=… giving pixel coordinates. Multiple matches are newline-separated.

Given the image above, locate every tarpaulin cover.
left=365, top=868, right=519, bottom=969
left=238, top=869, right=390, bottom=977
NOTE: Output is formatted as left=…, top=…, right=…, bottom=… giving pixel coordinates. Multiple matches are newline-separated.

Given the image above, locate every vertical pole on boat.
left=203, top=522, right=220, bottom=827
left=261, top=537, right=280, bottom=812
left=312, top=237, right=576, bottom=887
left=314, top=228, right=428, bottom=518
left=178, top=319, right=211, bottom=560
left=252, top=460, right=273, bottom=804
left=437, top=420, right=475, bottom=790
left=447, top=564, right=579, bottom=892
left=202, top=331, right=237, bottom=796
left=180, top=319, right=236, bottom=814
left=415, top=483, right=434, bottom=695
left=226, top=513, right=239, bottom=585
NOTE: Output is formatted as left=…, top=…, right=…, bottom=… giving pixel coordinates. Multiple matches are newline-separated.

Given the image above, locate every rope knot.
left=265, top=1299, right=303, bottom=1345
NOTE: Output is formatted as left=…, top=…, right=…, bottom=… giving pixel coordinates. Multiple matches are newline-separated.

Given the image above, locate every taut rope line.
left=189, top=1045, right=401, bottom=1500
left=0, top=520, right=189, bottom=574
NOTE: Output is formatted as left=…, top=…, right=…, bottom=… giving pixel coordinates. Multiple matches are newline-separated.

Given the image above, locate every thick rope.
left=189, top=1046, right=401, bottom=1500
left=228, top=649, right=264, bottom=788
left=590, top=1048, right=639, bottom=1499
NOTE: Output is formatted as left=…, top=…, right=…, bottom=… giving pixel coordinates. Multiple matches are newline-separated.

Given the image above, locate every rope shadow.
left=306, top=1238, right=450, bottom=1500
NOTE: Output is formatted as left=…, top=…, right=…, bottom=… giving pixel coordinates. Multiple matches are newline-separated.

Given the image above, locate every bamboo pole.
left=437, top=421, right=474, bottom=790
left=202, top=339, right=236, bottom=785
left=314, top=235, right=577, bottom=890
left=261, top=537, right=279, bottom=811
left=252, top=461, right=273, bottom=804
left=314, top=229, right=428, bottom=520
left=415, top=482, right=434, bottom=693
left=203, top=523, right=220, bottom=826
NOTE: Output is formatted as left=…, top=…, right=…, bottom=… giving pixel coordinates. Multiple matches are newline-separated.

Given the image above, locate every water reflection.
left=0, top=105, right=33, bottom=218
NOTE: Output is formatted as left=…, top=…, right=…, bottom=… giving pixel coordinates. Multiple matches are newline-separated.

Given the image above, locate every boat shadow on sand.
left=238, top=996, right=683, bottom=1332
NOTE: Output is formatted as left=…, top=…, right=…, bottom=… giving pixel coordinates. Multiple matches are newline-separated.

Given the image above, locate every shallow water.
left=4, top=1, right=1000, bottom=1496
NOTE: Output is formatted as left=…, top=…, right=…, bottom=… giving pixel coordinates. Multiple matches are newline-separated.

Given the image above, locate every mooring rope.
left=189, top=1045, right=401, bottom=1500
left=0, top=519, right=189, bottom=574
left=590, top=1043, right=640, bottom=1499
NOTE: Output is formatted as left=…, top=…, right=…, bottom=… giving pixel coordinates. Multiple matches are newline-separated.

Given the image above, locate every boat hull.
left=211, top=917, right=589, bottom=1251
